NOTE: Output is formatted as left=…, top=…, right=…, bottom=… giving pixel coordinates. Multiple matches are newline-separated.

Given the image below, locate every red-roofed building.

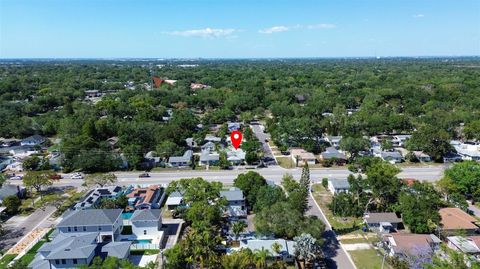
left=152, top=76, right=164, bottom=88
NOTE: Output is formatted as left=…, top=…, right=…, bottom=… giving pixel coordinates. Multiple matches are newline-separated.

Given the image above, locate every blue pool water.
left=134, top=239, right=152, bottom=244
left=122, top=212, right=133, bottom=219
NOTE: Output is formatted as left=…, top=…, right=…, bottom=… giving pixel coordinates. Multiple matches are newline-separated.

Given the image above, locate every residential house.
left=447, top=236, right=480, bottom=254
left=290, top=148, right=316, bottom=166
left=74, top=186, right=125, bottom=210
left=319, top=147, right=347, bottom=164
left=391, top=135, right=411, bottom=147
left=21, top=135, right=46, bottom=146
left=205, top=135, right=222, bottom=143
left=56, top=209, right=123, bottom=242
left=130, top=209, right=163, bottom=244
left=0, top=157, right=14, bottom=171
left=220, top=187, right=247, bottom=218
left=412, top=151, right=432, bottom=162
left=126, top=185, right=165, bottom=210
left=380, top=151, right=403, bottom=163
left=443, top=152, right=463, bottom=163
left=201, top=141, right=216, bottom=153
left=440, top=207, right=480, bottom=236
left=165, top=191, right=184, bottom=211
left=228, top=122, right=241, bottom=132
left=28, top=232, right=99, bottom=269
left=382, top=233, right=441, bottom=258
left=451, top=141, right=480, bottom=161
left=199, top=151, right=220, bottom=166
left=325, top=136, right=342, bottom=148
left=227, top=148, right=246, bottom=165
left=327, top=179, right=350, bottom=194
left=185, top=137, right=197, bottom=148
left=190, top=83, right=210, bottom=90
left=237, top=239, right=296, bottom=262
left=364, top=212, right=403, bottom=233
left=4, top=161, right=23, bottom=172
left=84, top=90, right=101, bottom=98
left=101, top=241, right=132, bottom=259
left=167, top=150, right=193, bottom=167
left=1, top=139, right=20, bottom=147
left=144, top=151, right=161, bottom=167
left=0, top=185, right=26, bottom=203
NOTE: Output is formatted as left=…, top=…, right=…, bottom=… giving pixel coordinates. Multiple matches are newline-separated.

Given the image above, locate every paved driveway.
left=250, top=123, right=277, bottom=165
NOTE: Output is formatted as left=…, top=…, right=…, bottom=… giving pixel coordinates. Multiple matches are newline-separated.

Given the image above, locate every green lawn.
left=311, top=184, right=362, bottom=232
left=0, top=254, right=17, bottom=269
left=17, top=240, right=46, bottom=266
left=349, top=249, right=390, bottom=269
left=276, top=156, right=295, bottom=168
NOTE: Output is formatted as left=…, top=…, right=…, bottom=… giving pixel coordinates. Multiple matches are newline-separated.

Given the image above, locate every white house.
left=20, top=135, right=46, bottom=146
left=56, top=209, right=123, bottom=243
left=327, top=179, right=350, bottom=194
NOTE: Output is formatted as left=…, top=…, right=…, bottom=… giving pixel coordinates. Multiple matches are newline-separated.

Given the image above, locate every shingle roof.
left=101, top=241, right=132, bottom=258
left=131, top=209, right=161, bottom=222
left=58, top=209, right=122, bottom=227
left=364, top=212, right=402, bottom=224
left=168, top=150, right=193, bottom=163
left=0, top=185, right=20, bottom=200
left=440, top=207, right=479, bottom=230
left=38, top=232, right=98, bottom=259
left=321, top=147, right=346, bottom=160
left=220, top=187, right=244, bottom=201
left=329, top=179, right=350, bottom=189
left=383, top=234, right=440, bottom=256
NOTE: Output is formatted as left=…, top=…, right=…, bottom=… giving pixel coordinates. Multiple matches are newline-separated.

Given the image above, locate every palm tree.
left=232, top=221, right=248, bottom=241
left=221, top=249, right=254, bottom=269
left=271, top=241, right=282, bottom=260
left=254, top=247, right=270, bottom=268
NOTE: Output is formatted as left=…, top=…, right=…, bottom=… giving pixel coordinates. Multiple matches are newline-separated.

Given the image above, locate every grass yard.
left=311, top=184, right=362, bottom=232
left=0, top=254, right=17, bottom=269
left=349, top=249, right=390, bottom=269
left=161, top=206, right=173, bottom=219
left=276, top=156, right=295, bottom=168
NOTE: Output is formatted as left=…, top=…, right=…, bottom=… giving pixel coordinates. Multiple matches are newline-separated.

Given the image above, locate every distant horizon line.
left=0, top=55, right=479, bottom=61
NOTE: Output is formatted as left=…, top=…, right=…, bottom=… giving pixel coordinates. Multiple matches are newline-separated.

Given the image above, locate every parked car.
left=50, top=173, right=62, bottom=180
left=71, top=173, right=83, bottom=180
left=10, top=175, right=23, bottom=180
left=139, top=172, right=150, bottom=178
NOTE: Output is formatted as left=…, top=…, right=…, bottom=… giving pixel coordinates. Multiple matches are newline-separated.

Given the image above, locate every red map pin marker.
left=230, top=130, right=243, bottom=149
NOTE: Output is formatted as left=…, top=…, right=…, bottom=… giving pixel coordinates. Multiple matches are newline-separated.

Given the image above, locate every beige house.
left=290, top=148, right=316, bottom=166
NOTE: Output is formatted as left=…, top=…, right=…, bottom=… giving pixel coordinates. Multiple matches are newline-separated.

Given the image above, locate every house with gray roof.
left=201, top=141, right=216, bottom=153
left=101, top=241, right=132, bottom=259
left=57, top=209, right=123, bottom=242
left=0, top=184, right=26, bottom=203
left=325, top=136, right=342, bottom=148
left=220, top=187, right=246, bottom=218
left=165, top=191, right=183, bottom=210
left=130, top=209, right=162, bottom=241
left=21, top=135, right=46, bottom=146
left=199, top=150, right=220, bottom=166
left=320, top=147, right=347, bottom=162
left=205, top=135, right=222, bottom=143
left=364, top=212, right=403, bottom=233
left=327, top=179, right=350, bottom=194
left=28, top=232, right=99, bottom=269
left=167, top=150, right=193, bottom=167
left=380, top=151, right=403, bottom=163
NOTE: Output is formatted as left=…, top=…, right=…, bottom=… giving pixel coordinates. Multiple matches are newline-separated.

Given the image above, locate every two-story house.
left=56, top=209, right=123, bottom=242
left=220, top=187, right=247, bottom=218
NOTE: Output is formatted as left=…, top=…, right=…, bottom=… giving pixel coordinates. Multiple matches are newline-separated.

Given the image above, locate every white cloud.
left=163, top=28, right=236, bottom=38
left=306, top=23, right=336, bottom=29
left=258, top=26, right=290, bottom=34
left=413, top=14, right=425, bottom=18
left=259, top=23, right=335, bottom=34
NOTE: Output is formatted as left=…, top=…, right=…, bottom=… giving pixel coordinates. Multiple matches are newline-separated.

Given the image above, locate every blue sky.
left=1, top=0, right=479, bottom=58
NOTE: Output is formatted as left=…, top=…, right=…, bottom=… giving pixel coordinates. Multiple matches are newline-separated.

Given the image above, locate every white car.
left=71, top=173, right=83, bottom=180
left=10, top=175, right=23, bottom=180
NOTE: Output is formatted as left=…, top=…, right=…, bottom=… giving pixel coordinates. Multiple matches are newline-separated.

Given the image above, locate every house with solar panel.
left=73, top=186, right=127, bottom=210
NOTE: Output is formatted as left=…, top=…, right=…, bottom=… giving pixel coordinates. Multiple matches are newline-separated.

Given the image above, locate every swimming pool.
left=122, top=212, right=133, bottom=219
left=133, top=239, right=152, bottom=244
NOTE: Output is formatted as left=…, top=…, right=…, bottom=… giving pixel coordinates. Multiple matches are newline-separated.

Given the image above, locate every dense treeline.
left=1, top=58, right=479, bottom=171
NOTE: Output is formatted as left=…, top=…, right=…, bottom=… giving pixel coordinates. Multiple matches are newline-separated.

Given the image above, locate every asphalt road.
left=40, top=165, right=447, bottom=187
left=250, top=122, right=277, bottom=165
left=307, top=194, right=355, bottom=269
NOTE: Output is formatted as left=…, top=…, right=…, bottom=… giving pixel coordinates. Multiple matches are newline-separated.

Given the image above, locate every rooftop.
left=126, top=185, right=161, bottom=207
left=220, top=187, right=245, bottom=202
left=440, top=207, right=479, bottom=230
left=328, top=178, right=350, bottom=189
left=74, top=185, right=123, bottom=209
left=364, top=212, right=402, bottom=224
left=383, top=233, right=441, bottom=256
left=131, top=209, right=161, bottom=222
left=58, top=209, right=122, bottom=227
left=447, top=236, right=480, bottom=253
